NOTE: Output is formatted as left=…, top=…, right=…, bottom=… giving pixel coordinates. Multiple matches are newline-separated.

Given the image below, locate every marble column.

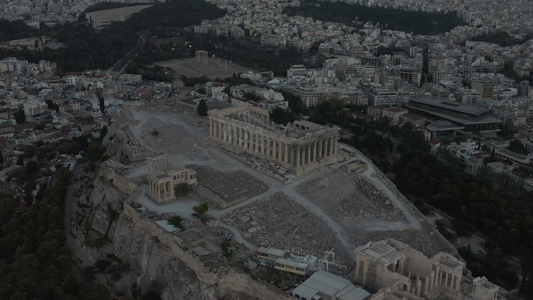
left=266, top=136, right=270, bottom=157
left=435, top=267, right=440, bottom=288
left=264, top=135, right=268, bottom=156
left=285, top=143, right=289, bottom=163
left=251, top=133, right=255, bottom=152
left=272, top=140, right=277, bottom=160
left=295, top=147, right=300, bottom=167
left=280, top=141, right=284, bottom=161
left=318, top=139, right=323, bottom=159
left=275, top=141, right=280, bottom=160
left=416, top=279, right=421, bottom=297
left=452, top=276, right=457, bottom=290
left=223, top=123, right=228, bottom=142
left=312, top=142, right=317, bottom=161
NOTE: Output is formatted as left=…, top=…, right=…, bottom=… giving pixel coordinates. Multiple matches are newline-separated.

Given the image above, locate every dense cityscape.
left=0, top=0, right=532, bottom=299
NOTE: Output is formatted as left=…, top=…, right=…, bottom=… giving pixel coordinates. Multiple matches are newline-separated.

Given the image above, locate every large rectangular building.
left=408, top=97, right=501, bottom=137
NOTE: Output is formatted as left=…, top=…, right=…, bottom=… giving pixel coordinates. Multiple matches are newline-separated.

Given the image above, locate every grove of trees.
left=282, top=0, right=465, bottom=35
left=341, top=115, right=533, bottom=293
left=197, top=99, right=208, bottom=116
left=0, top=168, right=117, bottom=300
left=0, top=0, right=226, bottom=73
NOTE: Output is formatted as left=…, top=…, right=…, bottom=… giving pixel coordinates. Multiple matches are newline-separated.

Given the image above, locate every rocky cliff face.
left=74, top=166, right=290, bottom=299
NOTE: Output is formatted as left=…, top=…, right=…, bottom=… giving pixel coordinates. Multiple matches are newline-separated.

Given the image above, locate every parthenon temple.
left=208, top=104, right=341, bottom=174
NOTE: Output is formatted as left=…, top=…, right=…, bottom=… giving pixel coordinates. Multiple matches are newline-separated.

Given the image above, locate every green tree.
left=193, top=202, right=209, bottom=214
left=168, top=216, right=184, bottom=230
left=174, top=183, right=191, bottom=197
left=14, top=109, right=26, bottom=124
left=99, top=126, right=108, bottom=140
left=197, top=99, right=208, bottom=116
left=508, top=139, right=527, bottom=154
left=270, top=106, right=296, bottom=125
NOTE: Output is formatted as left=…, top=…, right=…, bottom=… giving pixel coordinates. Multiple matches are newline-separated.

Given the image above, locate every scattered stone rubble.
left=222, top=192, right=351, bottom=266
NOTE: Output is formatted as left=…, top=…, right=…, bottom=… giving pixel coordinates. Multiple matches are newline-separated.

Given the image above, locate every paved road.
left=207, top=221, right=258, bottom=251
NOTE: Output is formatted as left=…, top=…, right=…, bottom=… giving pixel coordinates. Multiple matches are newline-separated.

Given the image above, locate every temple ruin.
left=354, top=239, right=502, bottom=300
left=208, top=104, right=341, bottom=175
left=195, top=50, right=208, bottom=64
left=147, top=154, right=197, bottom=204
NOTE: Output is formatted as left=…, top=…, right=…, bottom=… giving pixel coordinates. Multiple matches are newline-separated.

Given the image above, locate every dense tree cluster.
left=282, top=0, right=465, bottom=35
left=0, top=20, right=40, bottom=41
left=126, top=0, right=226, bottom=31
left=217, top=42, right=304, bottom=76
left=498, top=61, right=531, bottom=84
left=308, top=98, right=348, bottom=126
left=470, top=31, right=528, bottom=47
left=357, top=122, right=531, bottom=292
left=269, top=90, right=308, bottom=125
left=338, top=114, right=533, bottom=292
left=197, top=99, right=208, bottom=116
left=0, top=0, right=226, bottom=72
left=0, top=128, right=114, bottom=299
left=0, top=168, right=117, bottom=300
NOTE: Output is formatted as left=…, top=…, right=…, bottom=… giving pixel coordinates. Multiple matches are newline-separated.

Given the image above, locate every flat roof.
left=410, top=97, right=490, bottom=116
left=383, top=107, right=408, bottom=113
left=155, top=173, right=171, bottom=180
left=426, top=120, right=464, bottom=131
left=257, top=246, right=286, bottom=258
left=363, top=243, right=396, bottom=259
left=275, top=258, right=308, bottom=270
left=292, top=270, right=370, bottom=300
left=155, top=220, right=177, bottom=233
left=336, top=285, right=371, bottom=300
left=412, top=106, right=501, bottom=126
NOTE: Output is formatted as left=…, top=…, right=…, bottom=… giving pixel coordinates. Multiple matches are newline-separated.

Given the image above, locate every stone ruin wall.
left=119, top=203, right=291, bottom=299
left=193, top=184, right=245, bottom=209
